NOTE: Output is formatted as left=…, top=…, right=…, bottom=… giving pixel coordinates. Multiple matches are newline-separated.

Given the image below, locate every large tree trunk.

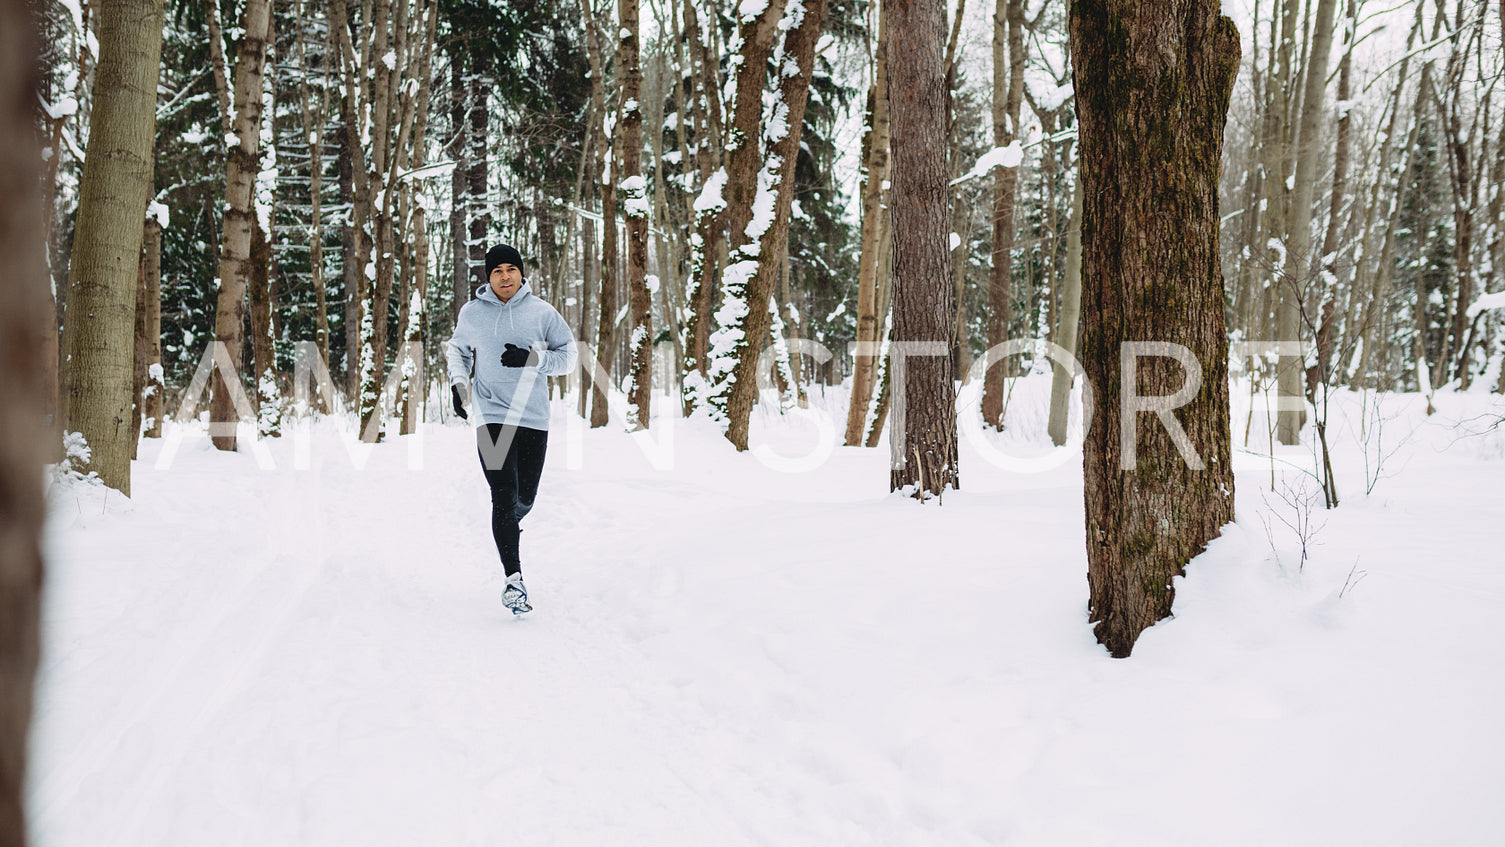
left=844, top=10, right=890, bottom=445
left=208, top=0, right=272, bottom=453
left=620, top=0, right=653, bottom=431
left=979, top=0, right=1024, bottom=429
left=0, top=2, right=48, bottom=841
left=885, top=0, right=957, bottom=496
left=58, top=0, right=166, bottom=492
left=1275, top=0, right=1337, bottom=444
left=1071, top=0, right=1239, bottom=657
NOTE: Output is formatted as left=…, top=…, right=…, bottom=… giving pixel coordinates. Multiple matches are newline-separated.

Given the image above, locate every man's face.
left=489, top=263, right=522, bottom=301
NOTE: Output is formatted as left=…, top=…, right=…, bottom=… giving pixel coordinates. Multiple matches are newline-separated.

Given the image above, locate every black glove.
left=501, top=343, right=538, bottom=368
left=451, top=384, right=469, bottom=420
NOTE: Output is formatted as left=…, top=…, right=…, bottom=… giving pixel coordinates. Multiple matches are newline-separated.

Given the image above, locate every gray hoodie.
left=446, top=281, right=578, bottom=430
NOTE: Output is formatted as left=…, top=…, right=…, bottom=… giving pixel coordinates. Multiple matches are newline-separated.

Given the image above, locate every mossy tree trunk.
left=1071, top=0, right=1239, bottom=657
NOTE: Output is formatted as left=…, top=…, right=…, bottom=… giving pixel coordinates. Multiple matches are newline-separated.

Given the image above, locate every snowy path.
left=28, top=401, right=1505, bottom=846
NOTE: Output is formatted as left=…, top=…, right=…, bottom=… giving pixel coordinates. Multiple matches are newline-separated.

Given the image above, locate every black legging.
left=476, top=424, right=549, bottom=577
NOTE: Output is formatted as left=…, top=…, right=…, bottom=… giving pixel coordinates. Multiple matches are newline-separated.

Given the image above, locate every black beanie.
left=485, top=244, right=525, bottom=279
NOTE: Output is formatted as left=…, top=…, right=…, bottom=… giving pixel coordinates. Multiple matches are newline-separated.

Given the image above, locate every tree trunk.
left=208, top=0, right=272, bottom=453
left=719, top=0, right=827, bottom=450
left=131, top=213, right=163, bottom=456
left=339, top=124, right=359, bottom=398
left=1351, top=2, right=1423, bottom=389
left=885, top=0, right=957, bottom=496
left=59, top=0, right=165, bottom=492
left=678, top=0, right=726, bottom=411
left=593, top=134, right=620, bottom=429
left=1071, top=0, right=1239, bottom=657
left=297, top=6, right=331, bottom=376
left=203, top=0, right=233, bottom=135
left=1047, top=169, right=1083, bottom=446
left=579, top=0, right=611, bottom=424
left=695, top=0, right=790, bottom=435
left=467, top=59, right=489, bottom=293
left=248, top=220, right=277, bottom=434
left=450, top=55, right=468, bottom=322
left=142, top=215, right=163, bottom=438
left=980, top=0, right=1024, bottom=429
left=1275, top=0, right=1337, bottom=443
left=1308, top=0, right=1354, bottom=398
left=621, top=0, right=653, bottom=431
left=0, top=2, right=48, bottom=838
left=845, top=10, right=890, bottom=445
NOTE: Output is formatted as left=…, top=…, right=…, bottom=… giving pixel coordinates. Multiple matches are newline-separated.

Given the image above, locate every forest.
left=25, top=0, right=1505, bottom=481
left=2, top=0, right=1504, bottom=844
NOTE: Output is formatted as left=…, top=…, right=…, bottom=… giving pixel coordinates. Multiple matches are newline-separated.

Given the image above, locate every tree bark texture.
left=1071, top=0, right=1239, bottom=657
left=58, top=0, right=166, bottom=492
left=695, top=0, right=790, bottom=436
left=980, top=0, right=1024, bottom=429
left=0, top=1, right=48, bottom=840
left=1275, top=0, right=1337, bottom=444
left=208, top=0, right=271, bottom=452
left=885, top=0, right=958, bottom=495
left=844, top=11, right=890, bottom=446
left=621, top=0, right=653, bottom=431
left=1047, top=170, right=1083, bottom=446
left=131, top=214, right=164, bottom=454
left=721, top=0, right=828, bottom=451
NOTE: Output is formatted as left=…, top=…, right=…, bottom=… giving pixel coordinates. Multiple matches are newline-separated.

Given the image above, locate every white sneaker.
left=502, top=573, right=532, bottom=615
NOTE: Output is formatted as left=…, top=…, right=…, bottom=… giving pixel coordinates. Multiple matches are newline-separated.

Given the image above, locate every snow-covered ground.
left=28, top=379, right=1505, bottom=846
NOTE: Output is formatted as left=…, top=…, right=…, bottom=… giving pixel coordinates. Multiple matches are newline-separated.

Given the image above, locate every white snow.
left=952, top=142, right=1024, bottom=186
left=737, top=0, right=769, bottom=21
left=620, top=175, right=649, bottom=219
left=1466, top=291, right=1505, bottom=319
left=28, top=383, right=1505, bottom=847
left=693, top=168, right=728, bottom=215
